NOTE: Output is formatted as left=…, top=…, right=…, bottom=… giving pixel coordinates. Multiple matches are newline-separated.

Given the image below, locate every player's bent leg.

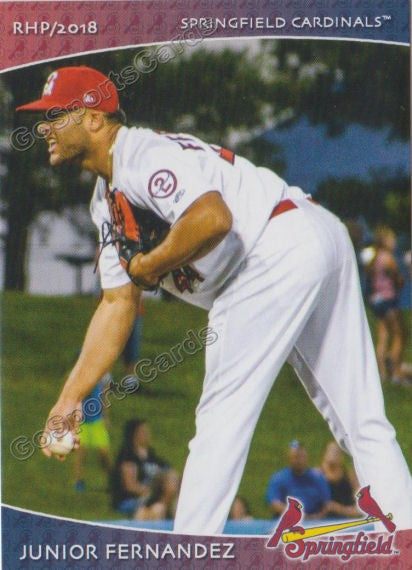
left=288, top=231, right=412, bottom=530
left=174, top=208, right=332, bottom=535
left=174, top=330, right=305, bottom=534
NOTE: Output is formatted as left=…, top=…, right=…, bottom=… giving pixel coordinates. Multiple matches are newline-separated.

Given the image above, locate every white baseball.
left=46, top=431, right=75, bottom=455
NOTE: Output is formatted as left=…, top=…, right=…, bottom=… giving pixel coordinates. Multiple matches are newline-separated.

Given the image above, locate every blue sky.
left=266, top=118, right=410, bottom=195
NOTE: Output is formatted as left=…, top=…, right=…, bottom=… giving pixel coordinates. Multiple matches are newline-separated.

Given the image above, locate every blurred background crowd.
left=76, top=404, right=365, bottom=523
left=76, top=407, right=365, bottom=523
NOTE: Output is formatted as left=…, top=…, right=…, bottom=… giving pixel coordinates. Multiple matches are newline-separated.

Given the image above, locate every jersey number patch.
left=148, top=169, right=177, bottom=199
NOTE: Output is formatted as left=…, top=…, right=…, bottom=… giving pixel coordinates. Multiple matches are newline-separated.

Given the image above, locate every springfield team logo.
left=266, top=486, right=397, bottom=562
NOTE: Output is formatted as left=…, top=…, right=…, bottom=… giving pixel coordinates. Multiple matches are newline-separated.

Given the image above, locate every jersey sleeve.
left=90, top=179, right=131, bottom=290
left=129, top=144, right=220, bottom=226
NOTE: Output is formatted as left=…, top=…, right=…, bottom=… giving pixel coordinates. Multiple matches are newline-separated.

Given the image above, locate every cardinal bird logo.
left=267, top=497, right=304, bottom=548
left=356, top=486, right=396, bottom=533
left=265, top=490, right=397, bottom=561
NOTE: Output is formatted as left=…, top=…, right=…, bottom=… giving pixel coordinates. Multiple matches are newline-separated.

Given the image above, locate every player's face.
left=37, top=110, right=89, bottom=166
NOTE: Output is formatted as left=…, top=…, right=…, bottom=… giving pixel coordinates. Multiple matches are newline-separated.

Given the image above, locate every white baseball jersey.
left=89, top=126, right=412, bottom=536
left=90, top=126, right=289, bottom=309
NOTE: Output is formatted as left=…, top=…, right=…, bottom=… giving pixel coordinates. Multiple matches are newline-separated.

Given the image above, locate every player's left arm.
left=128, top=191, right=232, bottom=286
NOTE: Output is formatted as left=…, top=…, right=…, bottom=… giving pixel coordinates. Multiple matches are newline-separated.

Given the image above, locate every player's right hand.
left=128, top=252, right=160, bottom=290
left=41, top=399, right=82, bottom=460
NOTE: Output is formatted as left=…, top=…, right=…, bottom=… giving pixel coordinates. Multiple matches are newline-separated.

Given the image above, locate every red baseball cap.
left=16, top=66, right=119, bottom=113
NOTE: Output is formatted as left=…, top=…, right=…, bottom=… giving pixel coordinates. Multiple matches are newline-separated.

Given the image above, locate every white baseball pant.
left=173, top=195, right=412, bottom=535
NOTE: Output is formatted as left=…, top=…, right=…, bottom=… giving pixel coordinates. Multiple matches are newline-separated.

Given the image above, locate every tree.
left=270, top=40, right=409, bottom=139
left=1, top=40, right=409, bottom=290
left=316, top=169, right=410, bottom=236
left=1, top=47, right=273, bottom=290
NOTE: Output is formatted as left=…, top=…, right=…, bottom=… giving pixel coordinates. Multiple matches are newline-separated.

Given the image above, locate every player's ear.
left=85, top=110, right=105, bottom=133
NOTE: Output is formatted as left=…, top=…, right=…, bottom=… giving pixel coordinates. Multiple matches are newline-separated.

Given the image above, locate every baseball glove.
left=99, top=188, right=204, bottom=293
left=100, top=189, right=169, bottom=290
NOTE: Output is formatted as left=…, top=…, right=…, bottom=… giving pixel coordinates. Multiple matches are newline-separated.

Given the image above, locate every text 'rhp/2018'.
left=13, top=21, right=98, bottom=36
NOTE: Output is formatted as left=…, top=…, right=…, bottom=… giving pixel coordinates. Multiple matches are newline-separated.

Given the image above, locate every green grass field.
left=2, top=292, right=411, bottom=521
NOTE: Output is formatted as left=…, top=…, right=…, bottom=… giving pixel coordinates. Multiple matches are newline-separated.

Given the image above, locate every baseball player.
left=17, top=66, right=412, bottom=534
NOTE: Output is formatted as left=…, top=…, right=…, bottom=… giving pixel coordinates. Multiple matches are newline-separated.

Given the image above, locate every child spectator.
left=366, top=226, right=405, bottom=382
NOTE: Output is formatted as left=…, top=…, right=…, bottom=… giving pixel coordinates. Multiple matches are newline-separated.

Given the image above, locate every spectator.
left=266, top=441, right=331, bottom=519
left=110, top=419, right=169, bottom=517
left=134, top=469, right=180, bottom=520
left=318, top=441, right=360, bottom=518
left=74, top=374, right=112, bottom=492
left=365, top=226, right=406, bottom=382
left=229, top=496, right=253, bottom=521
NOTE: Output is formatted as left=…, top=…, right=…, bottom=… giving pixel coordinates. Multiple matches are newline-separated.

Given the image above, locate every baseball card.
left=1, top=1, right=411, bottom=568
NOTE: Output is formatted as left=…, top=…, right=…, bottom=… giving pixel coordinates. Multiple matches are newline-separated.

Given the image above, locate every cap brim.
left=16, top=98, right=72, bottom=112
